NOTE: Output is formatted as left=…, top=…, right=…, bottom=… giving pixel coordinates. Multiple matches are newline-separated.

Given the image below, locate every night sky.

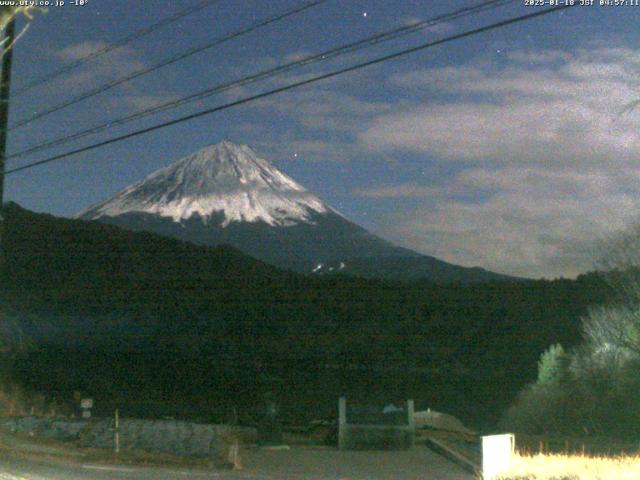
left=6, top=0, right=640, bottom=278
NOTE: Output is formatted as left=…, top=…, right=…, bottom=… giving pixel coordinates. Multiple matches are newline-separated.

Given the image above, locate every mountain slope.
left=78, top=140, right=514, bottom=283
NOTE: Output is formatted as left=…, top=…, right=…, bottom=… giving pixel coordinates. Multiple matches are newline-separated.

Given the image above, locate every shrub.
left=538, top=344, right=572, bottom=386
left=501, top=345, right=578, bottom=436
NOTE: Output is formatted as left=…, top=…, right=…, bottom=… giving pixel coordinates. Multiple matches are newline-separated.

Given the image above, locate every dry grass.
left=498, top=452, right=640, bottom=480
left=0, top=383, right=46, bottom=416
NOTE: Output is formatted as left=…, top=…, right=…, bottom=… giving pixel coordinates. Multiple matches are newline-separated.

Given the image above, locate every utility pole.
left=0, top=15, right=16, bottom=274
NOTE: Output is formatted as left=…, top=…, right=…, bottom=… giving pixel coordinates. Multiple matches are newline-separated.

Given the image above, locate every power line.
left=9, top=0, right=328, bottom=131
left=3, top=4, right=574, bottom=177
left=8, top=0, right=516, bottom=161
left=13, top=0, right=222, bottom=97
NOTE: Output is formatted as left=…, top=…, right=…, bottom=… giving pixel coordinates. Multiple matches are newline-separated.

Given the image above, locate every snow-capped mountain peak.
left=78, top=141, right=331, bottom=227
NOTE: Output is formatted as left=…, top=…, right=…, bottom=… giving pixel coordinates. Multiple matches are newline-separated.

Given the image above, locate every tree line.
left=0, top=202, right=609, bottom=428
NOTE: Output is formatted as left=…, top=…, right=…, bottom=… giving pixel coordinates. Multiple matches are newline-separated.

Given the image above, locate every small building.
left=338, top=397, right=415, bottom=450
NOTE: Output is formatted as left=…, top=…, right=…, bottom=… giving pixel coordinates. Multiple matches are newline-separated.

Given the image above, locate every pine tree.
left=537, top=344, right=571, bottom=386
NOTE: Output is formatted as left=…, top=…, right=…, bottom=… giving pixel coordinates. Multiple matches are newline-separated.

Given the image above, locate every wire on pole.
left=9, top=0, right=329, bottom=131
left=7, top=0, right=515, bottom=161
left=13, top=0, right=222, bottom=97
left=3, top=5, right=574, bottom=177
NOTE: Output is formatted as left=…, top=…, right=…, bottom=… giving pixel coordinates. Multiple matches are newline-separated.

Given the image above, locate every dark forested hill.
left=0, top=203, right=609, bottom=428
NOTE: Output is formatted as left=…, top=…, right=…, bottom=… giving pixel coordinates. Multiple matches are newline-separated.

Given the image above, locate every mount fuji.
left=78, top=141, right=512, bottom=282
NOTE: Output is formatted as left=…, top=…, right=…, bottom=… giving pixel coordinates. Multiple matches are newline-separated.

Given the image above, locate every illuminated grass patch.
left=497, top=453, right=640, bottom=480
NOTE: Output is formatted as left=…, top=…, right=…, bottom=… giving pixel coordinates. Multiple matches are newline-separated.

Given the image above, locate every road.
left=0, top=460, right=217, bottom=480
left=0, top=446, right=474, bottom=480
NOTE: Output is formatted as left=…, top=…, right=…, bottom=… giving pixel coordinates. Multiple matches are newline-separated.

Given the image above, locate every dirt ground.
left=239, top=445, right=475, bottom=480
left=0, top=428, right=475, bottom=479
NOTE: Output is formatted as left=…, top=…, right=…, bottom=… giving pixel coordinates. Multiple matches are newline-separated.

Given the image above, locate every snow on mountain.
left=76, top=140, right=516, bottom=283
left=78, top=141, right=331, bottom=227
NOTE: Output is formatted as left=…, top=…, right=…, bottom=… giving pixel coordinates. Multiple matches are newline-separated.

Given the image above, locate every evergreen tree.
left=537, top=344, right=571, bottom=386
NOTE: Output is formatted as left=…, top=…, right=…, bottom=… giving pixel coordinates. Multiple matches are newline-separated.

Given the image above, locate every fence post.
left=407, top=399, right=415, bottom=449
left=338, top=397, right=347, bottom=450
left=114, top=409, right=120, bottom=454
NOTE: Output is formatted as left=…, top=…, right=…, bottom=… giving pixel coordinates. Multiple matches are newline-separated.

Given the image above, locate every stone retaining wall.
left=0, top=416, right=256, bottom=457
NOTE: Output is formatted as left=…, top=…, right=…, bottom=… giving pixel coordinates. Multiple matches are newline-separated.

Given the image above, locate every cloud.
left=284, top=90, right=391, bottom=131
left=57, top=41, right=108, bottom=62
left=401, top=17, right=455, bottom=35
left=371, top=164, right=640, bottom=279
left=362, top=50, right=640, bottom=167
left=198, top=44, right=640, bottom=278
left=120, top=92, right=180, bottom=112
left=233, top=80, right=391, bottom=162
left=353, top=183, right=441, bottom=198
left=353, top=48, right=640, bottom=277
left=53, top=41, right=147, bottom=94
left=258, top=137, right=364, bottom=163
left=243, top=88, right=388, bottom=132
left=505, top=50, right=573, bottom=64
left=57, top=41, right=144, bottom=70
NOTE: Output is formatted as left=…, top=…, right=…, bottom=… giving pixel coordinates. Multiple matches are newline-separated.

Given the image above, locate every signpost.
left=80, top=398, right=93, bottom=419
left=258, top=393, right=284, bottom=447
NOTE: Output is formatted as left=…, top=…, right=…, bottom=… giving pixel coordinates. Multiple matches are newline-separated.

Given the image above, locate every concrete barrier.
left=0, top=416, right=256, bottom=458
left=482, top=433, right=515, bottom=480
left=0, top=417, right=86, bottom=441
